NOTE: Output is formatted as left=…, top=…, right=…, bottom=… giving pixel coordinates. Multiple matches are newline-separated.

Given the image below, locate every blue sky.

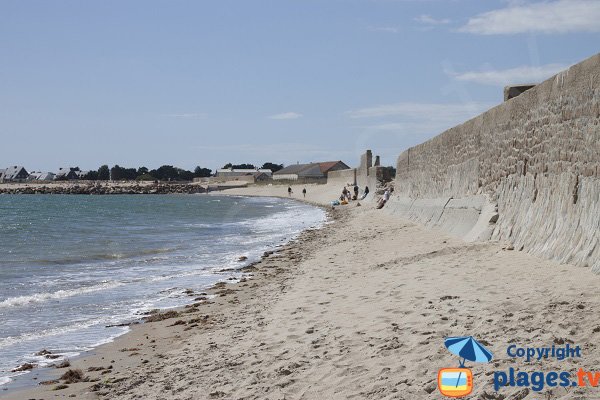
left=1, top=0, right=599, bottom=172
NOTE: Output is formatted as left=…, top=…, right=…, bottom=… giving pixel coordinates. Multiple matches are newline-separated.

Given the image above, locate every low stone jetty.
left=0, top=182, right=206, bottom=195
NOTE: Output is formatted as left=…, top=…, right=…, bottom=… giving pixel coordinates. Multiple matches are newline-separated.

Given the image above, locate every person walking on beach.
left=302, top=188, right=306, bottom=198
left=288, top=186, right=293, bottom=196
left=353, top=184, right=359, bottom=200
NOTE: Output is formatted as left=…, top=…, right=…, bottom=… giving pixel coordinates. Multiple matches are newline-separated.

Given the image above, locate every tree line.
left=75, top=162, right=284, bottom=181
left=222, top=162, right=283, bottom=172
left=78, top=165, right=213, bottom=181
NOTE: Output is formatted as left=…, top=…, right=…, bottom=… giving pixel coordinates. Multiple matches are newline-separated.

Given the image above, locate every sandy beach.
left=4, top=184, right=599, bottom=400
left=2, top=2, right=598, bottom=398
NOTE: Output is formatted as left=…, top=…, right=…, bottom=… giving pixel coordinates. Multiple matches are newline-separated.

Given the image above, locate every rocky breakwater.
left=0, top=183, right=206, bottom=195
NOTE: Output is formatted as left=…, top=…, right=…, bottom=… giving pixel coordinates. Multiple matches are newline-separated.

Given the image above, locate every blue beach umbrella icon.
left=444, top=336, right=493, bottom=388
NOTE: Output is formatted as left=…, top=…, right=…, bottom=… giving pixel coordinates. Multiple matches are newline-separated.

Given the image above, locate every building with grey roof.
left=0, top=166, right=29, bottom=182
left=54, top=167, right=80, bottom=180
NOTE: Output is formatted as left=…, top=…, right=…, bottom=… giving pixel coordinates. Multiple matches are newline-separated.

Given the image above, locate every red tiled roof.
left=318, top=161, right=340, bottom=173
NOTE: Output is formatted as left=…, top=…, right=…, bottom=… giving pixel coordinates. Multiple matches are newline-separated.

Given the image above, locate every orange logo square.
left=438, top=368, right=473, bottom=397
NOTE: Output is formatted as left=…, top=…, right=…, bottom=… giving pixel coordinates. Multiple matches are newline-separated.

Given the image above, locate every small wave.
left=182, top=223, right=213, bottom=228
left=148, top=268, right=215, bottom=283
left=0, top=370, right=31, bottom=386
left=0, top=281, right=124, bottom=309
left=0, top=316, right=124, bottom=349
left=35, top=248, right=175, bottom=265
left=27, top=350, right=81, bottom=369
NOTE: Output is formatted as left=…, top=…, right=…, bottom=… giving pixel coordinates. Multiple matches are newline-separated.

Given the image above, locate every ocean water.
left=0, top=194, right=325, bottom=386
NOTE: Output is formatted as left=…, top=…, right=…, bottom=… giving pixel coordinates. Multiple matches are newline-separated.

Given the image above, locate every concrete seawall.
left=393, top=53, right=600, bottom=272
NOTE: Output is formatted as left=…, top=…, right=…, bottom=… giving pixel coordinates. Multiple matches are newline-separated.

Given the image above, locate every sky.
left=1, top=0, right=599, bottom=172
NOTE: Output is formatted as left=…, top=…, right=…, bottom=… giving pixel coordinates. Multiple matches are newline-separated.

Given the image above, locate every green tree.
left=136, top=173, right=155, bottom=181
left=83, top=170, right=99, bottom=180
left=149, top=165, right=179, bottom=181
left=177, top=168, right=194, bottom=181
left=222, top=163, right=256, bottom=169
left=137, top=166, right=149, bottom=176
left=98, top=165, right=110, bottom=180
left=260, top=162, right=283, bottom=173
left=194, top=166, right=212, bottom=177
left=232, top=163, right=255, bottom=169
left=110, top=165, right=140, bottom=181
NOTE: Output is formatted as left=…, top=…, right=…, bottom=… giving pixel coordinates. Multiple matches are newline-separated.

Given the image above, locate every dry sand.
left=221, top=183, right=358, bottom=206
left=4, top=185, right=600, bottom=399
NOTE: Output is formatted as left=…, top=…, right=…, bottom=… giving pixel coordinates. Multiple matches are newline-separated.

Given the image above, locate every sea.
left=0, top=194, right=326, bottom=387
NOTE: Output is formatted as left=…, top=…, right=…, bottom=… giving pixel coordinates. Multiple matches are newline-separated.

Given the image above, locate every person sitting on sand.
left=376, top=189, right=391, bottom=209
left=288, top=186, right=293, bottom=196
left=360, top=186, right=370, bottom=200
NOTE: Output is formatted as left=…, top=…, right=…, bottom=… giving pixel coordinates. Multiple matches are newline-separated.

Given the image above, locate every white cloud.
left=460, top=0, right=600, bottom=34
left=414, top=14, right=451, bottom=25
left=451, top=63, right=569, bottom=86
left=164, top=113, right=207, bottom=119
left=345, top=102, right=492, bottom=122
left=268, top=112, right=303, bottom=120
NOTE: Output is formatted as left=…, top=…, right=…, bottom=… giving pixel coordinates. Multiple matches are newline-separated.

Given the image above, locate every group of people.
left=339, top=184, right=369, bottom=204
left=287, top=183, right=391, bottom=209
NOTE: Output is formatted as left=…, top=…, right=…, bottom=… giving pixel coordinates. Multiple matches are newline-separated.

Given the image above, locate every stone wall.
left=394, top=53, right=600, bottom=272
left=327, top=168, right=357, bottom=187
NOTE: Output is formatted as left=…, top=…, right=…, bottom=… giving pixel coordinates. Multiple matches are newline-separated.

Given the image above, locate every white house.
left=273, top=161, right=349, bottom=181
left=215, top=168, right=273, bottom=178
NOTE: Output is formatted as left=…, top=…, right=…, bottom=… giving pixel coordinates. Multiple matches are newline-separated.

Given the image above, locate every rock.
left=423, top=382, right=436, bottom=394
left=238, top=256, right=248, bottom=261
left=489, top=213, right=499, bottom=223
left=12, top=363, right=36, bottom=372
left=60, top=369, right=85, bottom=383
left=55, top=360, right=71, bottom=368
left=506, top=244, right=515, bottom=250
left=508, top=388, right=529, bottom=400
